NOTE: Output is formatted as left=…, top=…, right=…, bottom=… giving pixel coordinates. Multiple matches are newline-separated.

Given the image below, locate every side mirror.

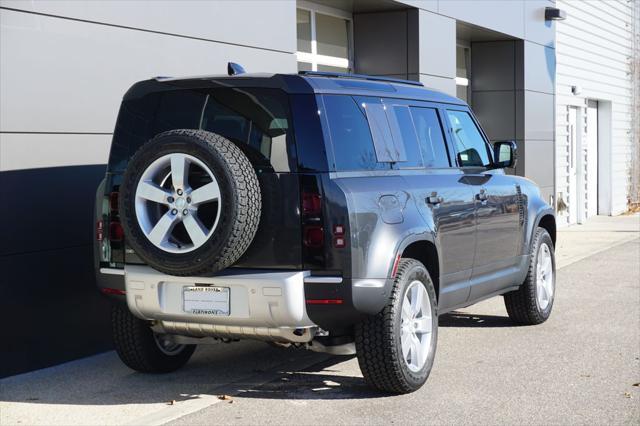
left=492, top=140, right=517, bottom=169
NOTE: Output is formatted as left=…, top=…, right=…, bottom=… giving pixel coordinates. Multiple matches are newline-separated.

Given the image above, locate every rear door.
left=397, top=104, right=477, bottom=309
left=443, top=108, right=521, bottom=299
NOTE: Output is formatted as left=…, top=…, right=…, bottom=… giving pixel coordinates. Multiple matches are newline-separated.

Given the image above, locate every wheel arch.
left=397, top=237, right=440, bottom=301
left=537, top=214, right=556, bottom=247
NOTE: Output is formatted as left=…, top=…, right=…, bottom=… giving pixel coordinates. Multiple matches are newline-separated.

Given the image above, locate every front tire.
left=111, top=305, right=196, bottom=373
left=504, top=227, right=556, bottom=325
left=355, top=259, right=438, bottom=394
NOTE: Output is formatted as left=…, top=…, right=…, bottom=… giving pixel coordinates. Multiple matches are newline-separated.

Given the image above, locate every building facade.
left=0, top=0, right=637, bottom=376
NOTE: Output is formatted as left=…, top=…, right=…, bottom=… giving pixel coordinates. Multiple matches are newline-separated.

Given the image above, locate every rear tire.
left=355, top=259, right=438, bottom=394
left=504, top=227, right=556, bottom=325
left=111, top=305, right=196, bottom=373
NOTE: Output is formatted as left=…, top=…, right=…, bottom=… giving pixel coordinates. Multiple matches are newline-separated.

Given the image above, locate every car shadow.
left=2, top=313, right=522, bottom=408
left=439, top=311, right=519, bottom=328
left=0, top=341, right=383, bottom=406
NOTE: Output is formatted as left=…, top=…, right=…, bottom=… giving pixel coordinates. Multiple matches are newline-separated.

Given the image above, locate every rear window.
left=111, top=87, right=295, bottom=172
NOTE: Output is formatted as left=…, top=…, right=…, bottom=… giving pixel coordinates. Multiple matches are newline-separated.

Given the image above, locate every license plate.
left=183, top=286, right=230, bottom=316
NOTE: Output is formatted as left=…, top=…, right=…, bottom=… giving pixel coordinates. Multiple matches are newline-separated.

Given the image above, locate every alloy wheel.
left=134, top=153, right=222, bottom=253
left=400, top=281, right=433, bottom=372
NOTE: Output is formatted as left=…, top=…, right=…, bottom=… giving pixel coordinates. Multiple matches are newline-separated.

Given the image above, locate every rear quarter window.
left=322, top=95, right=390, bottom=171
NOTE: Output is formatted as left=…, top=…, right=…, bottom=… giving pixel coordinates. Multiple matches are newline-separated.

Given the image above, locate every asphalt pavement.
left=1, top=215, right=638, bottom=425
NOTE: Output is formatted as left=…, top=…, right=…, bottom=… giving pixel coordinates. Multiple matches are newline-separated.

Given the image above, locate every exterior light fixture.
left=545, top=7, right=566, bottom=21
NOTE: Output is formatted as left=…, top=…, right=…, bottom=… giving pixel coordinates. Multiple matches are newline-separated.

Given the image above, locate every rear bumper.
left=124, top=265, right=317, bottom=342
left=96, top=265, right=381, bottom=338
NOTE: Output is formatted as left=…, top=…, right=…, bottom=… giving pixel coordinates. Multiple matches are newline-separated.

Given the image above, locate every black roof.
left=123, top=72, right=466, bottom=106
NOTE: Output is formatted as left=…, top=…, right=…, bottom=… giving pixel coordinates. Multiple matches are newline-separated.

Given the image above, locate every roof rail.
left=298, top=71, right=424, bottom=87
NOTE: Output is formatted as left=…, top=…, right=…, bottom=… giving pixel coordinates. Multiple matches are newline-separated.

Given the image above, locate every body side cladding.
left=351, top=232, right=437, bottom=316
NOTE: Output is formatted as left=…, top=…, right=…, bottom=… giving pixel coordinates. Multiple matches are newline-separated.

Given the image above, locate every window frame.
left=442, top=106, right=495, bottom=170
left=296, top=2, right=353, bottom=72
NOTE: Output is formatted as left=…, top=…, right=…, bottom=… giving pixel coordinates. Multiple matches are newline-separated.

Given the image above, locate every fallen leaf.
left=167, top=400, right=175, bottom=405
left=228, top=400, right=234, bottom=404
left=633, top=383, right=640, bottom=387
left=624, top=392, right=632, bottom=399
left=218, top=395, right=233, bottom=401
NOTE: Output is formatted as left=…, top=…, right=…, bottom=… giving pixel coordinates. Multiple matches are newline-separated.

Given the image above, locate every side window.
left=410, top=107, right=450, bottom=168
left=388, top=104, right=423, bottom=168
left=446, top=110, right=492, bottom=167
left=323, top=95, right=389, bottom=171
left=361, top=99, right=397, bottom=163
left=356, top=96, right=423, bottom=167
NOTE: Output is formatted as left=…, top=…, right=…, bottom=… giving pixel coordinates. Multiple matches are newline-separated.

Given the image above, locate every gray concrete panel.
left=0, top=133, right=111, bottom=171
left=438, top=0, right=525, bottom=39
left=471, top=91, right=516, bottom=141
left=413, top=73, right=456, bottom=96
left=0, top=9, right=296, bottom=133
left=418, top=10, right=455, bottom=79
left=524, top=91, right=555, bottom=140
left=471, top=41, right=516, bottom=92
left=524, top=41, right=556, bottom=95
left=524, top=139, right=555, bottom=188
left=353, top=11, right=408, bottom=77
left=1, top=0, right=296, bottom=53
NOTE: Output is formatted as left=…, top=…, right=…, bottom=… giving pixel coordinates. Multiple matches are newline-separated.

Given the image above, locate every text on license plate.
left=183, top=286, right=230, bottom=316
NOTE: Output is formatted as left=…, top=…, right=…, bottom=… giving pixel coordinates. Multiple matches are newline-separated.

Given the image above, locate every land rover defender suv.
left=94, top=67, right=556, bottom=394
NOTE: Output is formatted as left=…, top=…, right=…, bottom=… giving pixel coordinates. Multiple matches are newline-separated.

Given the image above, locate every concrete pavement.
left=1, top=215, right=638, bottom=425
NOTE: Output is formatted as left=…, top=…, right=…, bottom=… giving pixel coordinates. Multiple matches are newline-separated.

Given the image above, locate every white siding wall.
left=556, top=0, right=636, bottom=223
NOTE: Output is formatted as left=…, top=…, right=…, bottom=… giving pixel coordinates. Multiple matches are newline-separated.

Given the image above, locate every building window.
left=456, top=45, right=471, bottom=102
left=296, top=4, right=352, bottom=73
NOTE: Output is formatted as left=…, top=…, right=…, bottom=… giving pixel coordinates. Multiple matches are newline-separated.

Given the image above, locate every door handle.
left=426, top=192, right=444, bottom=205
left=476, top=189, right=488, bottom=202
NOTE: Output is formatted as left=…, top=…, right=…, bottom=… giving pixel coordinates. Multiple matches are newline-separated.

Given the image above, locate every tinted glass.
left=296, top=9, right=312, bottom=53
left=317, top=64, right=349, bottom=73
left=323, top=95, right=389, bottom=171
left=389, top=105, right=423, bottom=168
left=362, top=100, right=395, bottom=163
left=410, top=107, right=450, bottom=168
left=201, top=89, right=291, bottom=170
left=447, top=110, right=492, bottom=167
left=111, top=87, right=294, bottom=172
left=316, top=13, right=349, bottom=58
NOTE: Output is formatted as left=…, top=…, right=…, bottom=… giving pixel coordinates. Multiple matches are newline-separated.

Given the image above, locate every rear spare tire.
left=119, top=129, right=261, bottom=276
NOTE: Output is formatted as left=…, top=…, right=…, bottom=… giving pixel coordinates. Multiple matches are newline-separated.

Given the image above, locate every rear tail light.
left=110, top=221, right=124, bottom=242
left=96, top=220, right=104, bottom=241
left=301, top=187, right=324, bottom=249
left=304, top=225, right=324, bottom=248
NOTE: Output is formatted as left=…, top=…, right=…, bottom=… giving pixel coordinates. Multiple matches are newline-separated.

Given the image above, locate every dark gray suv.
left=94, top=68, right=556, bottom=394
